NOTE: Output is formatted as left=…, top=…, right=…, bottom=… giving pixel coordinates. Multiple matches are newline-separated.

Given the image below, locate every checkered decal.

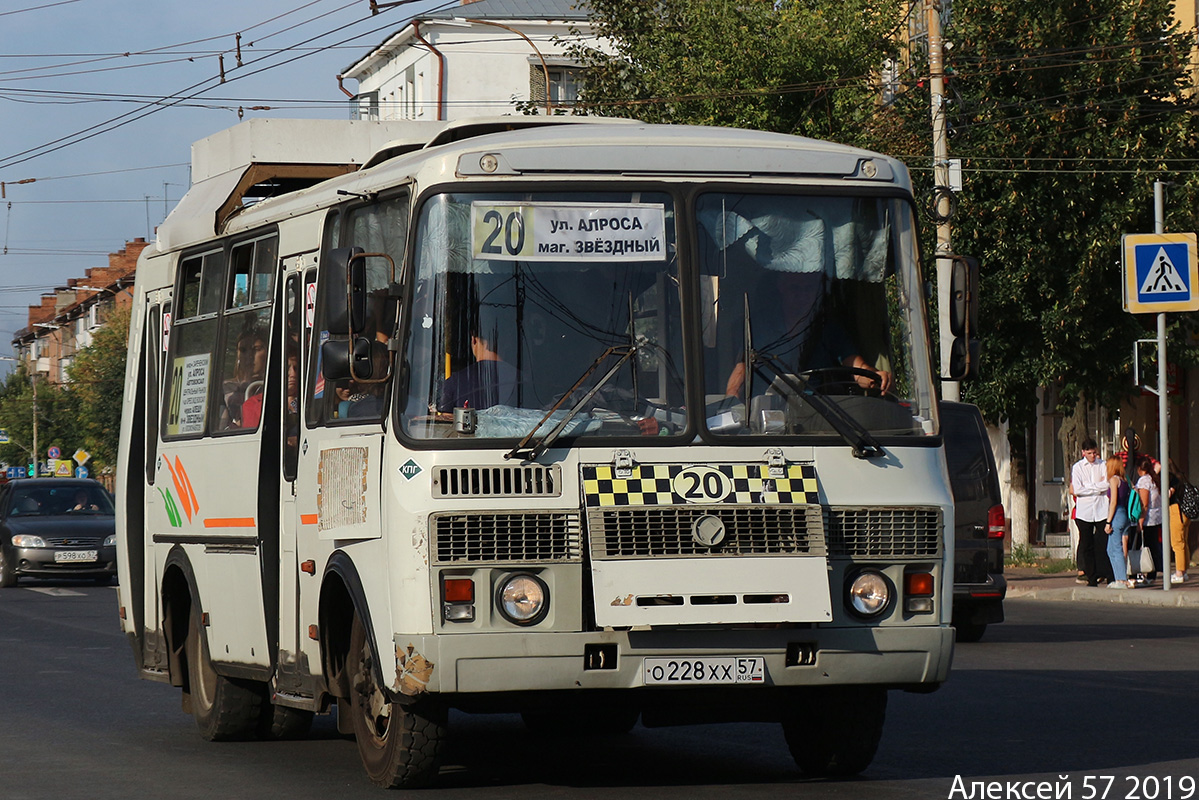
left=582, top=463, right=819, bottom=507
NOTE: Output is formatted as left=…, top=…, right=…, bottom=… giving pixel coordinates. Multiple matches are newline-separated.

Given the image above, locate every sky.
left=0, top=0, right=454, bottom=371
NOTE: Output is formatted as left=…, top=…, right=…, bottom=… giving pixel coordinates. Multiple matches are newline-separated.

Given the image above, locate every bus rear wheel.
left=184, top=607, right=262, bottom=741
left=348, top=615, right=445, bottom=788
left=781, top=686, right=887, bottom=777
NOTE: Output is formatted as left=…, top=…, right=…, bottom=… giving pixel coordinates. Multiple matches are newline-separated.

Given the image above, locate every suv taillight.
left=987, top=504, right=1006, bottom=538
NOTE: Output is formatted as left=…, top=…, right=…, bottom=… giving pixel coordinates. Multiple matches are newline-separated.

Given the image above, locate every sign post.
left=1121, top=183, right=1199, bottom=590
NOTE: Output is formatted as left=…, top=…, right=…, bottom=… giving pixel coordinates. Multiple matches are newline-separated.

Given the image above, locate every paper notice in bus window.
left=166, top=353, right=210, bottom=436
left=471, top=202, right=666, bottom=262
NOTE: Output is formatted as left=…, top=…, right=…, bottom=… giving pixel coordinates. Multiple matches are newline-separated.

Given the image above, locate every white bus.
left=116, top=117, right=963, bottom=788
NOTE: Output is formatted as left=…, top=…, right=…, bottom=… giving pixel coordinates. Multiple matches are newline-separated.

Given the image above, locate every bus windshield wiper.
left=505, top=344, right=638, bottom=462
left=751, top=352, right=885, bottom=460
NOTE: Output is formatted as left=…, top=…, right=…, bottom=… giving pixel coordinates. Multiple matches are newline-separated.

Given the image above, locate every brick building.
left=11, top=238, right=147, bottom=385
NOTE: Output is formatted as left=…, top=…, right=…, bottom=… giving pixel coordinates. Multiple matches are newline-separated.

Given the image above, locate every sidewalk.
left=1006, top=566, right=1199, bottom=607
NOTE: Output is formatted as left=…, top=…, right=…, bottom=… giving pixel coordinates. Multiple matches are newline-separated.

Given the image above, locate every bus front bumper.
left=390, top=625, right=954, bottom=697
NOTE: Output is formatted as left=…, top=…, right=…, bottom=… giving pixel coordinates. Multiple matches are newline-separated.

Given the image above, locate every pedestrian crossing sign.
left=1123, top=232, right=1199, bottom=313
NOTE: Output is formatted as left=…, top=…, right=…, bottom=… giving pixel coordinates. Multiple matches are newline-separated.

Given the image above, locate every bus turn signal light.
left=442, top=576, right=476, bottom=623
left=904, top=572, right=935, bottom=613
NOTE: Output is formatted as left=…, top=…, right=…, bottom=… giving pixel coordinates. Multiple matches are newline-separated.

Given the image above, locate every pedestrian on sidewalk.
left=1103, top=455, right=1133, bottom=589
left=1135, top=457, right=1163, bottom=585
left=1167, top=459, right=1190, bottom=585
left=1072, top=438, right=1113, bottom=587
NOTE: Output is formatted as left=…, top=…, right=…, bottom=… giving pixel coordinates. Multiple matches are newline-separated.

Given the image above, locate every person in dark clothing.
left=437, top=329, right=517, bottom=413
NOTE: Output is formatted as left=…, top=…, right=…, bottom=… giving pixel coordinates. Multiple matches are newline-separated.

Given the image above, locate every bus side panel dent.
left=396, top=644, right=434, bottom=696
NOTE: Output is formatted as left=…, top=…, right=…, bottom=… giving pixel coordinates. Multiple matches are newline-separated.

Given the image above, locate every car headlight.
left=102, top=535, right=116, bottom=547
left=496, top=573, right=549, bottom=626
left=12, top=534, right=47, bottom=548
left=846, top=570, right=892, bottom=618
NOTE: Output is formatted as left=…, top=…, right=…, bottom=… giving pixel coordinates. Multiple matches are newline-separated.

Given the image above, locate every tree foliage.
left=67, top=305, right=130, bottom=467
left=0, top=366, right=81, bottom=471
left=889, top=0, right=1199, bottom=431
left=569, top=0, right=1199, bottom=436
left=565, top=0, right=903, bottom=145
left=0, top=307, right=128, bottom=472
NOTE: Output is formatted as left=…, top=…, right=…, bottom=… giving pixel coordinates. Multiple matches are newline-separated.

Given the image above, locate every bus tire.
left=259, top=701, right=314, bottom=740
left=781, top=687, right=887, bottom=777
left=184, top=607, right=263, bottom=741
left=348, top=614, right=445, bottom=788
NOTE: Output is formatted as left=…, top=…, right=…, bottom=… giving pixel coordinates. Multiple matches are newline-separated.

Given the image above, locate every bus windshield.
left=401, top=189, right=935, bottom=443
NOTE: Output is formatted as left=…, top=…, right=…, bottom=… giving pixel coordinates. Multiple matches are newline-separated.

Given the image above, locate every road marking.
left=25, top=587, right=86, bottom=597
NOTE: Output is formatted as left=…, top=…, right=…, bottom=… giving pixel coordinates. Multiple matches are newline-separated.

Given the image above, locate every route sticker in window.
left=166, top=353, right=210, bottom=436
left=471, top=202, right=666, bottom=262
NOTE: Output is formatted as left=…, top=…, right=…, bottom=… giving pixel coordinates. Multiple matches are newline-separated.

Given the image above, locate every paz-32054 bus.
left=116, top=117, right=963, bottom=788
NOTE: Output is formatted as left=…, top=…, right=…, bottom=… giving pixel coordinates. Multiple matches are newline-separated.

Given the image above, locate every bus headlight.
left=496, top=573, right=549, bottom=626
left=846, top=570, right=892, bottom=618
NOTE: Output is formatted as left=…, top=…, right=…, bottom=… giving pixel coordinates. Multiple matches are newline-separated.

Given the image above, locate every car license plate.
left=55, top=550, right=97, bottom=563
left=643, top=656, right=765, bottom=685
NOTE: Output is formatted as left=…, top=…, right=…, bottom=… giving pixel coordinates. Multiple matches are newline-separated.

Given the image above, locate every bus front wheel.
left=781, top=686, right=887, bottom=777
left=184, top=606, right=262, bottom=741
left=348, top=615, right=445, bottom=788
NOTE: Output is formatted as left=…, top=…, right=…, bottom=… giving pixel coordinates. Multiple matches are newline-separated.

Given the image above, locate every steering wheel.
left=796, top=367, right=894, bottom=399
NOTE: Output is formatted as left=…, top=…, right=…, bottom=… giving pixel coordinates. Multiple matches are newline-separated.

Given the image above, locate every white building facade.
left=340, top=0, right=605, bottom=121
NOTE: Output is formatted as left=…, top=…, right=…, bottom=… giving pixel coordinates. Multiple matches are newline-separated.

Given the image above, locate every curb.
left=1007, top=584, right=1199, bottom=607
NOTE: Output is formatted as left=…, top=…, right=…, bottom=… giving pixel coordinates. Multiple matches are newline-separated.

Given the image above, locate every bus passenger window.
left=217, top=310, right=270, bottom=431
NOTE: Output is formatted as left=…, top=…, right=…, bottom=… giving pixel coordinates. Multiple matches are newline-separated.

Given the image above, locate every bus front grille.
left=432, top=465, right=561, bottom=499
left=432, top=511, right=581, bottom=564
left=824, top=507, right=942, bottom=559
left=588, top=506, right=824, bottom=559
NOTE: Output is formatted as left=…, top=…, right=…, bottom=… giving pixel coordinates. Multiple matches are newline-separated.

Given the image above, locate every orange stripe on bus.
left=300, top=514, right=318, bottom=525
left=203, top=517, right=256, bottom=528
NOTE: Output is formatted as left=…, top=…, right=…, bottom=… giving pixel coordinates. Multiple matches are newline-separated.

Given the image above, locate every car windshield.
left=402, top=190, right=686, bottom=442
left=9, top=485, right=115, bottom=516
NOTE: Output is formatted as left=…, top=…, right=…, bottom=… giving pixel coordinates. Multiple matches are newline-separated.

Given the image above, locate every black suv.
left=940, top=401, right=1006, bottom=642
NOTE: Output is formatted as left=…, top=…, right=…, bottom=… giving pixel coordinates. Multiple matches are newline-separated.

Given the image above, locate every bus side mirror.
left=323, top=247, right=366, bottom=336
left=321, top=336, right=373, bottom=381
left=946, top=255, right=980, bottom=381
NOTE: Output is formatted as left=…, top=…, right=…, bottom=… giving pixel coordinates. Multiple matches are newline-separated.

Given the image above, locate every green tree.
left=565, top=0, right=903, bottom=145
left=0, top=365, right=80, bottom=472
left=884, top=0, right=1199, bottom=431
left=67, top=305, right=130, bottom=468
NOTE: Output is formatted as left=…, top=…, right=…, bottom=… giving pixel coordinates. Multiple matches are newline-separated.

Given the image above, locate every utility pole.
left=926, top=0, right=959, bottom=401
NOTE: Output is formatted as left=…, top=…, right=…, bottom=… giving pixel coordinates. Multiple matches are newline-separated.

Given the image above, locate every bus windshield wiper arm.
left=752, top=352, right=885, bottom=460
left=505, top=344, right=638, bottom=462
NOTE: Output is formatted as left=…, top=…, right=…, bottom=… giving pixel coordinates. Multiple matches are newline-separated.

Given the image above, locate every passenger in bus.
left=436, top=327, right=517, bottom=413
left=222, top=322, right=268, bottom=429
left=723, top=270, right=891, bottom=397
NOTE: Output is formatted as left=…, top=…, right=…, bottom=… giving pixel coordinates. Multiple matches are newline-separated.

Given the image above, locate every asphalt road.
left=2, top=584, right=1197, bottom=799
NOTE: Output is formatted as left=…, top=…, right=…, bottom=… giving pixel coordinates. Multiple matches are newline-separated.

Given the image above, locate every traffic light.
left=27, top=463, right=34, bottom=477
left=947, top=255, right=980, bottom=380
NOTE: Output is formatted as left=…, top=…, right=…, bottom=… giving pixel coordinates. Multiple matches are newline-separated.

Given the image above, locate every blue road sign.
left=1123, top=233, right=1199, bottom=313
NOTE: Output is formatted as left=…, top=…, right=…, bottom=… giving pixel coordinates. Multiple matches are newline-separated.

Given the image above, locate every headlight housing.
left=102, top=534, right=116, bottom=547
left=846, top=570, right=893, bottom=618
left=12, top=534, right=47, bottom=548
left=495, top=573, right=549, bottom=626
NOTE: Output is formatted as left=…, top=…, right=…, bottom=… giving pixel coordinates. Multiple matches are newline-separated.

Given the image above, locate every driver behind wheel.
left=724, top=269, right=891, bottom=398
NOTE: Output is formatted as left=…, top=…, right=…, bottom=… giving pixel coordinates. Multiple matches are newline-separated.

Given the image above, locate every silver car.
left=0, top=478, right=117, bottom=587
